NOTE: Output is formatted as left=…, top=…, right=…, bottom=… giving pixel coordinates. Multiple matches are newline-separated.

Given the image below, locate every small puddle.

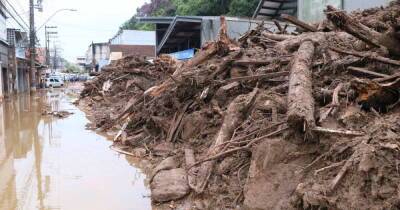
left=0, top=89, right=151, bottom=210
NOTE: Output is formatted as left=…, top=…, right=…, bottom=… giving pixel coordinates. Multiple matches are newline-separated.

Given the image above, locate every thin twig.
left=189, top=126, right=289, bottom=169
left=110, top=145, right=135, bottom=156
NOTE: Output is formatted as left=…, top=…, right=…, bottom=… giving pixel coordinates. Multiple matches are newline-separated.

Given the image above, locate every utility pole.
left=45, top=26, right=57, bottom=67
left=29, top=0, right=36, bottom=91
left=53, top=44, right=58, bottom=73
left=45, top=26, right=48, bottom=65
left=91, top=41, right=96, bottom=73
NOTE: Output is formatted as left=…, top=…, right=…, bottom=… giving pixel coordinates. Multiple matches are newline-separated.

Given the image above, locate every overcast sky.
left=7, top=0, right=148, bottom=61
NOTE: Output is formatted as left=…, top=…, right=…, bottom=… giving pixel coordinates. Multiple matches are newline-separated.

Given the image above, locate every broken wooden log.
left=313, top=126, right=365, bottom=137
left=287, top=40, right=316, bottom=138
left=351, top=78, right=400, bottom=112
left=185, top=148, right=197, bottom=191
left=329, top=153, right=354, bottom=193
left=166, top=102, right=192, bottom=142
left=261, top=31, right=294, bottom=41
left=330, top=46, right=400, bottom=66
left=233, top=57, right=291, bottom=66
left=110, top=145, right=136, bottom=156
left=193, top=88, right=258, bottom=193
left=281, top=14, right=318, bottom=32
left=373, top=72, right=400, bottom=83
left=226, top=71, right=289, bottom=83
left=325, top=5, right=400, bottom=56
left=273, top=20, right=284, bottom=33
left=145, top=16, right=234, bottom=97
left=347, top=66, right=389, bottom=79
left=276, top=32, right=352, bottom=53
left=319, top=83, right=344, bottom=122
left=211, top=50, right=243, bottom=79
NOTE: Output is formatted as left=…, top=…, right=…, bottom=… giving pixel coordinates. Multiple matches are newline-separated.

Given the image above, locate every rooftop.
left=253, top=0, right=298, bottom=19
left=109, top=30, right=155, bottom=46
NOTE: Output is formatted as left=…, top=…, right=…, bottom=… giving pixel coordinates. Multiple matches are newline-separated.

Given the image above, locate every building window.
left=299, top=0, right=342, bottom=23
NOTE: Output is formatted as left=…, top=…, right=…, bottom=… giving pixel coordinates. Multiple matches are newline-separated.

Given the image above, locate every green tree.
left=120, top=17, right=155, bottom=31
left=228, top=0, right=259, bottom=17
left=121, top=0, right=260, bottom=30
left=173, top=0, right=231, bottom=16
left=64, top=61, right=82, bottom=73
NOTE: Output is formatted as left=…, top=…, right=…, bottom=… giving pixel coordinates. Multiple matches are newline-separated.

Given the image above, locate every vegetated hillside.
left=121, top=0, right=259, bottom=30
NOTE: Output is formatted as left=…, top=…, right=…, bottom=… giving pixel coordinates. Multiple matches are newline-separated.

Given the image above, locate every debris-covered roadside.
left=79, top=2, right=400, bottom=209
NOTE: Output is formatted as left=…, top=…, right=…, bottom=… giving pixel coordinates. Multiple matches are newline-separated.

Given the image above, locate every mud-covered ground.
left=79, top=2, right=400, bottom=209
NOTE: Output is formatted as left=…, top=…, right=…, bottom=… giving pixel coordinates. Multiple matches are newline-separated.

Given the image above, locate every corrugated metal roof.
left=253, top=0, right=298, bottom=19
left=138, top=16, right=262, bottom=24
left=136, top=17, right=175, bottom=24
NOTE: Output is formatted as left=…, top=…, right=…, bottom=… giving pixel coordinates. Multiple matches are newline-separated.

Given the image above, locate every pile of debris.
left=80, top=2, right=400, bottom=209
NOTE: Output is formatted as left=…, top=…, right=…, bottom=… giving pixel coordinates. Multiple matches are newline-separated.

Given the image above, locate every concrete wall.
left=344, top=0, right=391, bottom=11
left=201, top=17, right=277, bottom=45
left=298, top=0, right=342, bottom=23
left=85, top=43, right=110, bottom=70
left=298, top=0, right=393, bottom=22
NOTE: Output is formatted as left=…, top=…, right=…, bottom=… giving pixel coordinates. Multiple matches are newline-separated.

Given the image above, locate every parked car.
left=45, top=77, right=64, bottom=88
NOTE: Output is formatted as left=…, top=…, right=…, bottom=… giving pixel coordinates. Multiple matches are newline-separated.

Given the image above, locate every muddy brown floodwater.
left=0, top=89, right=151, bottom=210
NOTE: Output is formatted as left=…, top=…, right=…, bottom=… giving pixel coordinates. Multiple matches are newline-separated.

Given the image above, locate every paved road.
left=0, top=89, right=150, bottom=210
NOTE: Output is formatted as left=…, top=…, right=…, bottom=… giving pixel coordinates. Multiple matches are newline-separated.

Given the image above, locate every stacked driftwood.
left=80, top=2, right=400, bottom=209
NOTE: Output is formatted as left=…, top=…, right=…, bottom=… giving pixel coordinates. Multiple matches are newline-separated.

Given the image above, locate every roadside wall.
left=344, top=0, right=392, bottom=11
left=201, top=18, right=278, bottom=45
left=298, top=0, right=393, bottom=23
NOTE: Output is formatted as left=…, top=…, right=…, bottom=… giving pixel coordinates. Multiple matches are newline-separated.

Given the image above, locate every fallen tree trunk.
left=330, top=46, right=400, bottom=66
left=211, top=50, right=243, bottom=79
left=325, top=5, right=400, bottom=56
left=374, top=72, right=400, bottom=83
left=225, top=71, right=289, bottom=83
left=275, top=32, right=352, bottom=52
left=347, top=66, right=389, bottom=79
left=281, top=14, right=318, bottom=32
left=261, top=31, right=294, bottom=41
left=191, top=88, right=258, bottom=193
left=287, top=40, right=316, bottom=138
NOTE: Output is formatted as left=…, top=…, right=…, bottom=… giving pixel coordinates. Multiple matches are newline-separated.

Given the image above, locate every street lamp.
left=37, top=8, right=77, bottom=32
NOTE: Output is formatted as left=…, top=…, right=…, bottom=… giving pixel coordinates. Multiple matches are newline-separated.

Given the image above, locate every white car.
left=45, top=77, right=64, bottom=88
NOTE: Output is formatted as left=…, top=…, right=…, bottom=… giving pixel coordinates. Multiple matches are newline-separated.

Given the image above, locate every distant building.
left=35, top=48, right=47, bottom=65
left=75, top=56, right=86, bottom=70
left=0, top=2, right=9, bottom=101
left=253, top=0, right=393, bottom=23
left=7, top=29, right=30, bottom=93
left=85, top=42, right=109, bottom=72
left=109, top=30, right=156, bottom=61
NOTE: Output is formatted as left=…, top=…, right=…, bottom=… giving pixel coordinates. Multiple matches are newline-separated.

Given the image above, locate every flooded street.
left=0, top=89, right=151, bottom=210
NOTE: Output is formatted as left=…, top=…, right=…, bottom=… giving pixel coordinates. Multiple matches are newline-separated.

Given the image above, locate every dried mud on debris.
left=42, top=107, right=74, bottom=119
left=79, top=2, right=400, bottom=209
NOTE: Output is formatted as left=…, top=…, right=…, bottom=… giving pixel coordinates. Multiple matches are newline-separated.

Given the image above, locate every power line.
left=3, top=7, right=28, bottom=32
left=14, top=0, right=25, bottom=12
left=3, top=0, right=30, bottom=29
left=14, top=0, right=29, bottom=19
left=3, top=3, right=29, bottom=32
